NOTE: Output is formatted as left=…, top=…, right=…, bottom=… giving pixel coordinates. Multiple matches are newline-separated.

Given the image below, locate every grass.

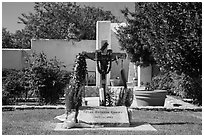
left=2, top=109, right=202, bottom=135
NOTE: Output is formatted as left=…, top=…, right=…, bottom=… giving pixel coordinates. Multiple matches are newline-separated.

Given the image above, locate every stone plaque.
left=78, top=106, right=130, bottom=127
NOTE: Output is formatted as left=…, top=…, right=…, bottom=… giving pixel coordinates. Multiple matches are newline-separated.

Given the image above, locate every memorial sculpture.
left=82, top=41, right=126, bottom=106
left=60, top=42, right=127, bottom=129
left=55, top=21, right=131, bottom=129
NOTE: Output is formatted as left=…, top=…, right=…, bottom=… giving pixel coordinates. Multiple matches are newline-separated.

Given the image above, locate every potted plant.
left=133, top=82, right=167, bottom=106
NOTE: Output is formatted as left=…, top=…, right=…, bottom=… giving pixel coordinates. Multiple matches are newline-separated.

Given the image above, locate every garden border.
left=2, top=105, right=201, bottom=112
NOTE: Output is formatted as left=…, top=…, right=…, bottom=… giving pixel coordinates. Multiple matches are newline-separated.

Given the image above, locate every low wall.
left=31, top=39, right=96, bottom=71
left=2, top=39, right=130, bottom=86
left=2, top=49, right=31, bottom=70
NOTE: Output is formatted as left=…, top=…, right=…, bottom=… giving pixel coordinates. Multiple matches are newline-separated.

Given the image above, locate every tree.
left=147, top=2, right=201, bottom=78
left=18, top=2, right=118, bottom=40
left=12, top=29, right=32, bottom=49
left=117, top=2, right=202, bottom=104
left=117, top=2, right=202, bottom=78
left=116, top=6, right=155, bottom=67
left=2, top=2, right=118, bottom=49
left=2, top=28, right=32, bottom=49
left=2, top=28, right=14, bottom=48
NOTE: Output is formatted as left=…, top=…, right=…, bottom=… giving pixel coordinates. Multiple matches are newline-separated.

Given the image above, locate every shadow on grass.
left=150, top=122, right=200, bottom=125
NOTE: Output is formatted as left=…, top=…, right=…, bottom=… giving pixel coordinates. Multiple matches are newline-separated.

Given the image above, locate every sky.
left=2, top=2, right=135, bottom=33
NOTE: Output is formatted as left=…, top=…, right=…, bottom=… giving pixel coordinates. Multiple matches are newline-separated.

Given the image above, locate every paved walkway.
left=130, top=95, right=202, bottom=111
left=84, top=95, right=202, bottom=111
left=2, top=95, right=201, bottom=111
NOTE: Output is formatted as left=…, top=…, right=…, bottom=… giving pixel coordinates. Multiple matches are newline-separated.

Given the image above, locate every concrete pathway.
left=83, top=96, right=201, bottom=111
left=54, top=122, right=157, bottom=131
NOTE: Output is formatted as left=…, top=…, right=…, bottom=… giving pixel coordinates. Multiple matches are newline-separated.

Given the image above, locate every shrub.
left=150, top=72, right=175, bottom=95
left=24, top=52, right=70, bottom=105
left=172, top=73, right=202, bottom=105
left=2, top=68, right=19, bottom=78
left=150, top=72, right=202, bottom=106
left=2, top=69, right=25, bottom=105
left=2, top=86, right=12, bottom=105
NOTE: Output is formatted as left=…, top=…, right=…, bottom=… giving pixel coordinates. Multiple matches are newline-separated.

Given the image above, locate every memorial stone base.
left=78, top=106, right=130, bottom=127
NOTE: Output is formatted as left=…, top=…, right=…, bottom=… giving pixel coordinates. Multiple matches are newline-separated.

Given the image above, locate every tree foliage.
left=148, top=2, right=201, bottom=78
left=2, top=2, right=118, bottom=49
left=18, top=2, right=118, bottom=40
left=117, top=2, right=202, bottom=78
left=2, top=69, right=26, bottom=105
left=117, top=2, right=202, bottom=104
left=2, top=28, right=32, bottom=49
left=2, top=28, right=14, bottom=48
left=116, top=6, right=155, bottom=66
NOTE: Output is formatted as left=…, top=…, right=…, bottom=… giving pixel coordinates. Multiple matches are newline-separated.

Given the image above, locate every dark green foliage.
left=171, top=73, right=202, bottom=105
left=118, top=2, right=202, bottom=105
left=23, top=52, right=70, bottom=104
left=2, top=88, right=11, bottom=105
left=133, top=2, right=201, bottom=78
left=116, top=6, right=155, bottom=66
left=2, top=68, right=19, bottom=78
left=2, top=69, right=25, bottom=105
left=2, top=2, right=118, bottom=49
left=2, top=28, right=14, bottom=48
left=150, top=72, right=202, bottom=105
left=117, top=2, right=201, bottom=76
left=150, top=72, right=175, bottom=94
left=17, top=2, right=118, bottom=40
left=2, top=28, right=32, bottom=49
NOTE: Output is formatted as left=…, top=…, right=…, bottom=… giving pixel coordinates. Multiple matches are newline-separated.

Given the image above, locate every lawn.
left=2, top=109, right=202, bottom=135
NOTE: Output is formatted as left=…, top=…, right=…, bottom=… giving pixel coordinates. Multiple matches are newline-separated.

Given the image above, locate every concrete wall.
left=2, top=40, right=160, bottom=86
left=2, top=39, right=129, bottom=86
left=31, top=39, right=96, bottom=72
left=2, top=22, right=130, bottom=85
left=31, top=38, right=129, bottom=85
left=2, top=49, right=31, bottom=70
left=110, top=29, right=129, bottom=84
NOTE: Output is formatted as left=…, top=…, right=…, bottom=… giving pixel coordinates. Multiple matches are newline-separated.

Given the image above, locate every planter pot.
left=110, top=79, right=120, bottom=86
left=134, top=90, right=167, bottom=106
